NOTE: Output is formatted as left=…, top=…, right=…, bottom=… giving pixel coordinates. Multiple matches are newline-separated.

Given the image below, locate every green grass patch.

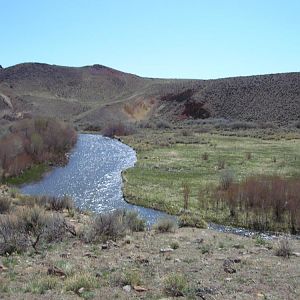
left=123, top=131, right=300, bottom=231
left=3, top=163, right=50, bottom=186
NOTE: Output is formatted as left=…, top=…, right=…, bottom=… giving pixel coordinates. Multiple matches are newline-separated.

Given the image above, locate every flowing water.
left=21, top=134, right=171, bottom=225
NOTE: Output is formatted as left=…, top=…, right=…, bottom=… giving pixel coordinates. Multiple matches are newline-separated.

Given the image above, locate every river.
left=21, top=134, right=171, bottom=225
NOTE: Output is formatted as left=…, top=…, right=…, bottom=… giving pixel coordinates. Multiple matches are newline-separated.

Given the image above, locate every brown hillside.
left=0, top=63, right=299, bottom=128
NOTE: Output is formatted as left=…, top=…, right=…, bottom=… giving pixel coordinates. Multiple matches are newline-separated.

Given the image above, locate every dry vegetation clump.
left=275, top=239, right=292, bottom=258
left=85, top=209, right=145, bottom=242
left=0, top=205, right=67, bottom=254
left=0, top=196, right=11, bottom=213
left=163, top=273, right=188, bottom=297
left=295, top=120, right=300, bottom=129
left=0, top=117, right=77, bottom=179
left=64, top=273, right=100, bottom=294
left=37, top=195, right=74, bottom=212
left=155, top=119, right=172, bottom=129
left=202, top=152, right=209, bottom=160
left=153, top=217, right=178, bottom=233
left=101, top=122, right=136, bottom=137
left=178, top=212, right=207, bottom=229
left=0, top=192, right=77, bottom=255
left=219, top=169, right=234, bottom=191
left=15, top=195, right=75, bottom=214
left=138, top=119, right=173, bottom=130
left=218, top=175, right=300, bottom=233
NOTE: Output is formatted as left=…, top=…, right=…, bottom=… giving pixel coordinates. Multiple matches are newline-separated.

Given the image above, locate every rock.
left=228, top=257, right=241, bottom=263
left=215, top=256, right=226, bottom=261
left=47, top=266, right=66, bottom=277
left=223, top=259, right=237, bottom=274
left=190, top=268, right=200, bottom=273
left=78, top=287, right=85, bottom=294
left=195, top=287, right=217, bottom=298
left=60, top=253, right=71, bottom=258
left=0, top=264, right=8, bottom=272
left=124, top=235, right=131, bottom=244
left=160, top=247, right=174, bottom=253
left=133, top=285, right=148, bottom=292
left=123, top=285, right=132, bottom=292
left=135, top=256, right=149, bottom=265
left=194, top=238, right=204, bottom=244
left=174, top=258, right=181, bottom=263
left=101, top=244, right=108, bottom=250
left=225, top=277, right=232, bottom=281
left=224, top=267, right=236, bottom=274
left=83, top=252, right=97, bottom=258
left=292, top=252, right=300, bottom=257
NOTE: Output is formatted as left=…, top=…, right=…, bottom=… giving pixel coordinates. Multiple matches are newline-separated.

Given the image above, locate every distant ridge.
left=0, top=62, right=299, bottom=128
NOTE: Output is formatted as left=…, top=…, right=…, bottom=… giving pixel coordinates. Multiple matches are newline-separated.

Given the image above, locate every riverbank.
left=0, top=187, right=300, bottom=299
left=0, top=117, right=77, bottom=184
left=121, top=128, right=300, bottom=233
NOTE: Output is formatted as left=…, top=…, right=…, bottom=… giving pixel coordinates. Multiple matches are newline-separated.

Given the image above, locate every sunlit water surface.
left=21, top=134, right=170, bottom=225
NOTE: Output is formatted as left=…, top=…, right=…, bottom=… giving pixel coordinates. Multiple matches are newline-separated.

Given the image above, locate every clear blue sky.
left=1, top=0, right=299, bottom=79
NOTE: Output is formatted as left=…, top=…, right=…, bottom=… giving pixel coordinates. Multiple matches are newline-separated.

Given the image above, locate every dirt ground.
left=1, top=223, right=299, bottom=300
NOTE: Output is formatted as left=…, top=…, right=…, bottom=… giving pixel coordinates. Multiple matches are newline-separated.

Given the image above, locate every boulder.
left=123, top=285, right=132, bottom=292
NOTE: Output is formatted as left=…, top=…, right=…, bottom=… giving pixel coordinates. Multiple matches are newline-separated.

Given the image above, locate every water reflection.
left=21, top=134, right=170, bottom=225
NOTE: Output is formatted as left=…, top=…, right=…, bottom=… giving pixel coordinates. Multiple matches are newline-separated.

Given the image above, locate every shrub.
left=219, top=169, right=234, bottom=190
left=0, top=117, right=77, bottom=179
left=86, top=210, right=145, bottom=243
left=54, top=260, right=75, bottom=277
left=122, top=270, right=142, bottom=286
left=39, top=195, right=74, bottom=211
left=153, top=217, right=177, bottom=233
left=182, top=182, right=190, bottom=210
left=163, top=273, right=188, bottom=297
left=219, top=176, right=300, bottom=233
left=255, top=236, right=267, bottom=246
left=156, top=120, right=172, bottom=129
left=178, top=212, right=207, bottom=229
left=170, top=241, right=179, bottom=250
left=101, top=122, right=135, bottom=137
left=275, top=239, right=292, bottom=258
left=202, top=152, right=209, bottom=161
left=294, top=121, right=300, bottom=129
left=228, top=121, right=258, bottom=130
left=123, top=210, right=146, bottom=232
left=245, top=152, right=252, bottom=160
left=86, top=210, right=126, bottom=242
left=24, top=276, right=59, bottom=294
left=64, top=273, right=99, bottom=294
left=181, top=129, right=192, bottom=136
left=0, top=197, right=11, bottom=214
left=0, top=206, right=67, bottom=254
left=0, top=214, right=28, bottom=254
left=199, top=243, right=213, bottom=254
left=217, top=159, right=225, bottom=170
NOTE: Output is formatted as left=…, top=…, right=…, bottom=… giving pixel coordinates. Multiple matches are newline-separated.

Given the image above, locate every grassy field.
left=122, top=129, right=300, bottom=231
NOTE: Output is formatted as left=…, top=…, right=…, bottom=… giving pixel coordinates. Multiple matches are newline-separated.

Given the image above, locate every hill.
left=0, top=63, right=299, bottom=130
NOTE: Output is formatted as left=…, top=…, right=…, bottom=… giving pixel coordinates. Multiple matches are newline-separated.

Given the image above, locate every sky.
left=0, top=0, right=299, bottom=79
